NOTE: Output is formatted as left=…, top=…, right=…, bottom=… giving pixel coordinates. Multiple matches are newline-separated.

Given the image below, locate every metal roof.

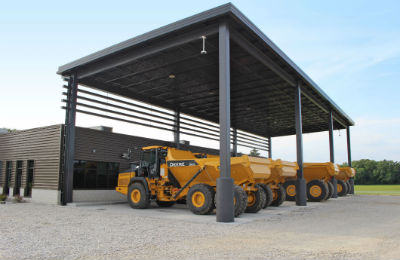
left=57, top=3, right=354, bottom=138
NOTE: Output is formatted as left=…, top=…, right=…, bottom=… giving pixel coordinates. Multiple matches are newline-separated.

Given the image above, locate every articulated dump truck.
left=337, top=167, right=356, bottom=196
left=116, top=146, right=276, bottom=217
left=283, top=162, right=340, bottom=202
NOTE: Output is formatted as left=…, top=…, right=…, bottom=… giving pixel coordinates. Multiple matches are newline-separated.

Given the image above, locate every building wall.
left=0, top=124, right=219, bottom=203
left=0, top=125, right=63, bottom=192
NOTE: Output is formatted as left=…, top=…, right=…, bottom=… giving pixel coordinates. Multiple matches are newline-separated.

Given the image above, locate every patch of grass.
left=355, top=185, right=400, bottom=196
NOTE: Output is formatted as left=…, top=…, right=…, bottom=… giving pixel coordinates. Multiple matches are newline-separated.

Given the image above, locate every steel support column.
left=174, top=109, right=181, bottom=149
left=61, top=72, right=78, bottom=205
left=232, top=128, right=238, bottom=157
left=216, top=21, right=234, bottom=222
left=347, top=126, right=354, bottom=194
left=268, top=137, right=272, bottom=158
left=295, top=83, right=307, bottom=206
left=329, top=110, right=338, bottom=198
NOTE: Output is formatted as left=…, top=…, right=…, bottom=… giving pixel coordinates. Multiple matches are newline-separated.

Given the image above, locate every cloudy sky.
left=1, top=0, right=399, bottom=163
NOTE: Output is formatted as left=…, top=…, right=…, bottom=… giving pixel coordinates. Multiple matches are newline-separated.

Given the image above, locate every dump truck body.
left=337, top=167, right=356, bottom=182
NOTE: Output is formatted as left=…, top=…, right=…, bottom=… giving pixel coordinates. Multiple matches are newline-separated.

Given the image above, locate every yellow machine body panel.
left=302, top=162, right=340, bottom=182
left=337, top=167, right=356, bottom=181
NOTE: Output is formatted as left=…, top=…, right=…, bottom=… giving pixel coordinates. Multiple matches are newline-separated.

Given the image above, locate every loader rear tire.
left=259, top=183, right=273, bottom=208
left=283, top=180, right=297, bottom=201
left=337, top=180, right=348, bottom=196
left=271, top=185, right=286, bottom=207
left=187, top=184, right=214, bottom=215
left=128, top=182, right=150, bottom=209
left=233, top=185, right=247, bottom=217
left=214, top=185, right=247, bottom=217
left=307, top=180, right=327, bottom=202
left=245, top=184, right=266, bottom=213
left=326, top=181, right=334, bottom=200
left=156, top=201, right=175, bottom=207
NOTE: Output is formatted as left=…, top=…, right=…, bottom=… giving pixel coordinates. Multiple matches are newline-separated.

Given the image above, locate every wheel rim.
left=337, top=184, right=342, bottom=192
left=247, top=192, right=256, bottom=206
left=286, top=185, right=296, bottom=197
left=192, top=191, right=205, bottom=208
left=310, top=185, right=322, bottom=197
left=131, top=189, right=141, bottom=203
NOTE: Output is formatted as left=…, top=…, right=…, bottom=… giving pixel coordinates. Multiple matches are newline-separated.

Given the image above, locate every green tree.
left=249, top=148, right=260, bottom=157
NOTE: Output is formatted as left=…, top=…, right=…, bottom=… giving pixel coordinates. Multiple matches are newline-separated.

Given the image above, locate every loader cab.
left=138, top=147, right=168, bottom=178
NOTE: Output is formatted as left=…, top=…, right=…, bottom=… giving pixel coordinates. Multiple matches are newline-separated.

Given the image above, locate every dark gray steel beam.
left=77, top=24, right=219, bottom=79
left=301, top=88, right=347, bottom=128
left=329, top=110, right=338, bottom=198
left=268, top=137, right=272, bottom=158
left=216, top=21, right=234, bottom=223
left=232, top=128, right=238, bottom=156
left=174, top=109, right=181, bottom=149
left=347, top=126, right=354, bottom=194
left=230, top=30, right=296, bottom=86
left=295, top=83, right=307, bottom=206
left=62, top=72, right=78, bottom=205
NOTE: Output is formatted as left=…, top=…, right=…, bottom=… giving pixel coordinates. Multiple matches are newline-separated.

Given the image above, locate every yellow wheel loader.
left=282, top=162, right=340, bottom=202
left=337, top=167, right=356, bottom=196
left=115, top=146, right=272, bottom=216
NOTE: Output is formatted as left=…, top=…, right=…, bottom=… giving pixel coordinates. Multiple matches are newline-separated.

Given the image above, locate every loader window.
left=140, top=150, right=159, bottom=178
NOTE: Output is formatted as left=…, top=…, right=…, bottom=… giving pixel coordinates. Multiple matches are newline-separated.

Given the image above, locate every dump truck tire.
left=233, top=185, right=248, bottom=217
left=337, top=180, right=348, bottom=196
left=156, top=201, right=175, bottom=207
left=323, top=182, right=330, bottom=200
left=259, top=183, right=273, bottom=208
left=271, top=185, right=286, bottom=206
left=245, top=184, right=266, bottom=213
left=283, top=180, right=297, bottom=201
left=306, top=180, right=327, bottom=202
left=326, top=181, right=334, bottom=200
left=187, top=184, right=214, bottom=215
left=346, top=181, right=351, bottom=194
left=128, top=182, right=150, bottom=209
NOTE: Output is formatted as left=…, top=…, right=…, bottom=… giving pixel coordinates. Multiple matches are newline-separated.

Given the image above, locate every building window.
left=24, top=160, right=34, bottom=197
left=13, top=161, right=23, bottom=196
left=3, top=161, right=12, bottom=195
left=73, top=160, right=120, bottom=190
left=0, top=161, right=2, bottom=186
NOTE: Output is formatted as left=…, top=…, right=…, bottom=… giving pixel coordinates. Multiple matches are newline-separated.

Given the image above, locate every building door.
left=13, top=161, right=23, bottom=196
left=24, top=160, right=34, bottom=197
left=3, top=161, right=12, bottom=195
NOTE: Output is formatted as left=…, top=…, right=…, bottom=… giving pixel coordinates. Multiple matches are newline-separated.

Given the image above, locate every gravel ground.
left=0, top=195, right=399, bottom=260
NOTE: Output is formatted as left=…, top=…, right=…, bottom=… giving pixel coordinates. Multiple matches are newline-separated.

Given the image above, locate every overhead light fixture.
left=209, top=90, right=216, bottom=95
left=169, top=74, right=175, bottom=79
left=201, top=36, right=207, bottom=55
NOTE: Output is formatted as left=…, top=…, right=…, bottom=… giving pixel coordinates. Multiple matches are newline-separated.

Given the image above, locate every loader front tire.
left=283, top=180, right=297, bottom=201
left=259, top=183, right=273, bottom=208
left=128, top=182, right=150, bottom=209
left=271, top=185, right=286, bottom=207
left=187, top=184, right=214, bottom=215
left=307, top=180, right=327, bottom=202
left=337, top=180, right=348, bottom=196
left=245, top=184, right=266, bottom=213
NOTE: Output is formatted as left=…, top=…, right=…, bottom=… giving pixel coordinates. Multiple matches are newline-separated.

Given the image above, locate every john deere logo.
left=168, top=160, right=198, bottom=167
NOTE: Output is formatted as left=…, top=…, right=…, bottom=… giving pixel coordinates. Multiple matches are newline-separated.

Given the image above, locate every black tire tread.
left=187, top=184, right=214, bottom=215
left=271, top=185, right=286, bottom=207
left=306, top=179, right=328, bottom=202
left=128, top=182, right=150, bottom=209
left=283, top=180, right=297, bottom=201
left=245, top=184, right=266, bottom=213
left=259, top=183, right=273, bottom=208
